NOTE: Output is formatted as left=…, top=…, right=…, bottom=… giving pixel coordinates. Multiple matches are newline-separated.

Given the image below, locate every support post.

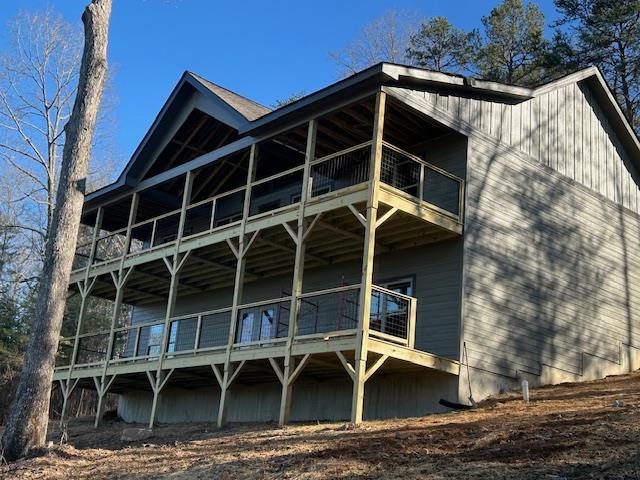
left=351, top=91, right=385, bottom=425
left=94, top=194, right=138, bottom=428
left=146, top=370, right=174, bottom=429
left=93, top=375, right=117, bottom=428
left=278, top=119, right=316, bottom=426
left=61, top=207, right=103, bottom=427
left=149, top=173, right=193, bottom=429
left=218, top=145, right=256, bottom=428
left=58, top=379, right=79, bottom=426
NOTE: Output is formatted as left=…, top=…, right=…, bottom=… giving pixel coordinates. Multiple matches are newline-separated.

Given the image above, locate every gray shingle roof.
left=188, top=72, right=271, bottom=121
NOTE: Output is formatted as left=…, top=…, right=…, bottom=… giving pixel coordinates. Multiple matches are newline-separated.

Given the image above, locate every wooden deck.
left=57, top=90, right=465, bottom=429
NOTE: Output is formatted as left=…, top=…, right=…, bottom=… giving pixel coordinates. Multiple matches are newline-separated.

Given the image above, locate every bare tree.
left=330, top=10, right=422, bottom=77
left=1, top=0, right=112, bottom=461
left=0, top=9, right=118, bottom=263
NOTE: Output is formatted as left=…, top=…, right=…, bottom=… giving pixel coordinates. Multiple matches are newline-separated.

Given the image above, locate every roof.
left=85, top=62, right=640, bottom=210
left=188, top=72, right=271, bottom=121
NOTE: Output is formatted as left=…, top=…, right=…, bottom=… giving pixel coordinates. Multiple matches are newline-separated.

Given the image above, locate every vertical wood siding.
left=408, top=83, right=640, bottom=215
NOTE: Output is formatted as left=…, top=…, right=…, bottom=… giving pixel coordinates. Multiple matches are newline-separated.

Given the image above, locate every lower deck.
left=54, top=334, right=460, bottom=425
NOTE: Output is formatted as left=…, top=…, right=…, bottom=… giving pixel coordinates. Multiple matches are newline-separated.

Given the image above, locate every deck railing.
left=381, top=142, right=464, bottom=218
left=72, top=141, right=463, bottom=272
left=56, top=284, right=417, bottom=370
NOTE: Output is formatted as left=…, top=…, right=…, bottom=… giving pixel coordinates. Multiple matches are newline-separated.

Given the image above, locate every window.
left=238, top=312, right=255, bottom=343
left=147, top=324, right=164, bottom=356
left=167, top=322, right=178, bottom=353
left=370, top=278, right=413, bottom=339
left=260, top=309, right=275, bottom=340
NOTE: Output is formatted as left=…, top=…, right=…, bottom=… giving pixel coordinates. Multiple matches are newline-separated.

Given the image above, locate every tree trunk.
left=1, top=0, right=112, bottom=462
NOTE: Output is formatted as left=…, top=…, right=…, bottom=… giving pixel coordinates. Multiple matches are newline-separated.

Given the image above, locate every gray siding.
left=462, top=136, right=640, bottom=386
left=412, top=82, right=640, bottom=214
left=131, top=239, right=463, bottom=359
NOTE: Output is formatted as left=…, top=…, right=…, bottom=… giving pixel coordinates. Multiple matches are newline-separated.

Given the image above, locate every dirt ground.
left=2, top=371, right=640, bottom=479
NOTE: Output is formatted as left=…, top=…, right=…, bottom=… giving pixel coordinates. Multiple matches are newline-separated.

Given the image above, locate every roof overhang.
left=86, top=63, right=640, bottom=213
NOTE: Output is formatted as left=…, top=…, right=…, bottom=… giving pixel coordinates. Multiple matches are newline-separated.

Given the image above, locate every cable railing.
left=56, top=284, right=417, bottom=370
left=72, top=140, right=463, bottom=272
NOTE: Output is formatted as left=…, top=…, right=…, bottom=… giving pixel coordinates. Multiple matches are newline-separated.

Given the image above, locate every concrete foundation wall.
left=118, top=370, right=458, bottom=423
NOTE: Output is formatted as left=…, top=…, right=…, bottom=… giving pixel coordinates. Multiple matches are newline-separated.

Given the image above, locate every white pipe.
left=522, top=380, right=530, bottom=403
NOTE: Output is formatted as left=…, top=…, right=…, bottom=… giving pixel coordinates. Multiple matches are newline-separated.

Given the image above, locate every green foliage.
left=477, top=0, right=548, bottom=84
left=406, top=17, right=480, bottom=74
left=0, top=294, right=28, bottom=360
left=554, top=0, right=640, bottom=129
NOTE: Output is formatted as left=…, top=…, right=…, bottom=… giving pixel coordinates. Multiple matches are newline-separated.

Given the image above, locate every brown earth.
left=2, top=371, right=640, bottom=479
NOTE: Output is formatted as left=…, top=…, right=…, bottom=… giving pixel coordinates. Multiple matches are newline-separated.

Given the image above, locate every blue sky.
left=0, top=0, right=560, bottom=168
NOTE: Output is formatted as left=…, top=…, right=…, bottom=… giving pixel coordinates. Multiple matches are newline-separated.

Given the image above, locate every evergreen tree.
left=477, top=0, right=548, bottom=85
left=406, top=17, right=480, bottom=74
left=554, top=0, right=640, bottom=130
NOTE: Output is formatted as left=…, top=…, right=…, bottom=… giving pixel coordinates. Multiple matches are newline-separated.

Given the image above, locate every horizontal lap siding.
left=463, top=138, right=640, bottom=378
left=130, top=240, right=463, bottom=360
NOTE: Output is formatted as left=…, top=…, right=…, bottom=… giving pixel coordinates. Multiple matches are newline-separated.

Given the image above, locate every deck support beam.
left=279, top=120, right=316, bottom=426
left=149, top=173, right=193, bottom=429
left=351, top=90, right=385, bottom=425
left=93, top=374, right=117, bottom=427
left=58, top=378, right=79, bottom=426
left=92, top=194, right=138, bottom=429
left=61, top=207, right=103, bottom=427
left=147, top=369, right=174, bottom=428
left=218, top=144, right=257, bottom=428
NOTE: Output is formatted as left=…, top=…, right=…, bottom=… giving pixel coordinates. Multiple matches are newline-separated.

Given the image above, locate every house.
left=54, top=63, right=640, bottom=428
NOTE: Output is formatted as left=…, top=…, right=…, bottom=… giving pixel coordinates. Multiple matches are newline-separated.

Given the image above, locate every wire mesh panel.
left=112, top=328, right=135, bottom=359
left=423, top=166, right=461, bottom=216
left=296, top=287, right=360, bottom=336
left=310, top=145, right=371, bottom=197
left=129, top=222, right=154, bottom=254
left=235, top=301, right=289, bottom=344
left=94, top=231, right=128, bottom=264
left=73, top=242, right=92, bottom=270
left=380, top=146, right=421, bottom=197
left=167, top=316, right=198, bottom=353
left=249, top=170, right=303, bottom=216
left=153, top=212, right=181, bottom=247
left=198, top=311, right=231, bottom=349
left=370, top=288, right=410, bottom=340
left=380, top=144, right=462, bottom=218
left=56, top=339, right=74, bottom=367
left=76, top=332, right=109, bottom=365
left=137, top=323, right=164, bottom=357
left=183, top=200, right=214, bottom=237
left=213, top=190, right=244, bottom=227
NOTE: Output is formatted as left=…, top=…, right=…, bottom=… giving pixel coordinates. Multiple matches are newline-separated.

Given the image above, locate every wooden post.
left=351, top=90, right=385, bottom=425
left=94, top=194, right=138, bottom=428
left=218, top=145, right=256, bottom=428
left=58, top=379, right=78, bottom=427
left=278, top=120, right=316, bottom=426
left=407, top=297, right=417, bottom=349
left=148, top=173, right=193, bottom=429
left=61, top=207, right=103, bottom=426
left=93, top=375, right=116, bottom=428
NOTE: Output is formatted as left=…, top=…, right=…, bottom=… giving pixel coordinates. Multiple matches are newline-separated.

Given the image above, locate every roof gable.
left=116, top=72, right=269, bottom=185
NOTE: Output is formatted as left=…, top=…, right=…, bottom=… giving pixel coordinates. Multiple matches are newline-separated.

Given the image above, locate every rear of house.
left=54, top=64, right=640, bottom=427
